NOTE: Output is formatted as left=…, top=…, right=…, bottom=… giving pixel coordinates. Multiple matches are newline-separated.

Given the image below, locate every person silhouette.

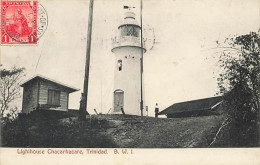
left=155, top=103, right=159, bottom=118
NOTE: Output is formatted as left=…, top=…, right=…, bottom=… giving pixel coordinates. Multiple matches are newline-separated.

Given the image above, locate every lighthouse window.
left=117, top=60, right=122, bottom=71
left=120, top=25, right=139, bottom=37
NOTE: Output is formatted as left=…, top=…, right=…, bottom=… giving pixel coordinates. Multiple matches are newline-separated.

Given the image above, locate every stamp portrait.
left=1, top=1, right=38, bottom=44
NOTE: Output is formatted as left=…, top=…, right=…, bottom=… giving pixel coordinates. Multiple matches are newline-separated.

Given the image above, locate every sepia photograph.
left=0, top=0, right=259, bottom=164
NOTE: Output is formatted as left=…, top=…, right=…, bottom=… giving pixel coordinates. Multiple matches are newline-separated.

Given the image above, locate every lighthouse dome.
left=118, top=11, right=140, bottom=28
left=124, top=11, right=135, bottom=19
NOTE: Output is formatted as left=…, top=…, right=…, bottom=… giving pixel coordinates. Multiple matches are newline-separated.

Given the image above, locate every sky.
left=1, top=0, right=259, bottom=116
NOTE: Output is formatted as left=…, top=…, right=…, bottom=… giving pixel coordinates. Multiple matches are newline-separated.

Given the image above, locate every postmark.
left=1, top=1, right=48, bottom=45
left=37, top=3, right=48, bottom=41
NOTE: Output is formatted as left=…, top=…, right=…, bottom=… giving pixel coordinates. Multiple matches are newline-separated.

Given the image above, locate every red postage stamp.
left=1, top=1, right=38, bottom=44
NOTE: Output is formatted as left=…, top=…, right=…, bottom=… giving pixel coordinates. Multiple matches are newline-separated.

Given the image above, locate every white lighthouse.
left=111, top=10, right=146, bottom=115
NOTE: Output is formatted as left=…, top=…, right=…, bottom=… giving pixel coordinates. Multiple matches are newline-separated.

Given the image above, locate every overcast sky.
left=2, top=0, right=259, bottom=116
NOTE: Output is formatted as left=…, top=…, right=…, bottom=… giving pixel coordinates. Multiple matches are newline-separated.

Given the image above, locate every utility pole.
left=140, top=0, right=144, bottom=116
left=79, top=0, right=94, bottom=119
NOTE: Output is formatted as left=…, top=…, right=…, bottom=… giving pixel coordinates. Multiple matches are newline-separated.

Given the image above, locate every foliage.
left=216, top=31, right=260, bottom=147
left=1, top=107, right=19, bottom=125
left=1, top=114, right=116, bottom=148
left=0, top=66, right=25, bottom=121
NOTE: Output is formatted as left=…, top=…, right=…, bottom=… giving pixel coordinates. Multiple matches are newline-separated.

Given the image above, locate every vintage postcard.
left=0, top=0, right=259, bottom=164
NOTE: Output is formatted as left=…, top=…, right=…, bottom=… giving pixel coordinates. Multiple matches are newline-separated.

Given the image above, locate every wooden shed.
left=158, top=96, right=223, bottom=118
left=20, top=75, right=79, bottom=114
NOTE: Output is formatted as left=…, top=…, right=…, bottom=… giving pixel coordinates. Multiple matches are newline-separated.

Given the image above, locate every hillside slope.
left=2, top=114, right=222, bottom=148
left=91, top=115, right=222, bottom=148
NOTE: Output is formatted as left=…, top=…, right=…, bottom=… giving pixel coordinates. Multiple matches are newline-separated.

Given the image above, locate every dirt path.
left=96, top=115, right=221, bottom=148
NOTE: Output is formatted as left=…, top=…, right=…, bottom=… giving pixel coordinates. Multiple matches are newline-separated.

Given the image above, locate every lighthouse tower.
left=111, top=10, right=146, bottom=115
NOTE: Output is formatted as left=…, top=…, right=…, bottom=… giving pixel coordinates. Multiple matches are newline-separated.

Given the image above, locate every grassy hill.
left=1, top=114, right=223, bottom=148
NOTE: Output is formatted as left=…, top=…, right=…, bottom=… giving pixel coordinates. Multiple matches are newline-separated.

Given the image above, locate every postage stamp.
left=1, top=1, right=38, bottom=44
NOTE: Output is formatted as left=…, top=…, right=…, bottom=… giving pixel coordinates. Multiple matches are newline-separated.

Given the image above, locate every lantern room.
left=119, top=12, right=140, bottom=37
left=111, top=11, right=146, bottom=53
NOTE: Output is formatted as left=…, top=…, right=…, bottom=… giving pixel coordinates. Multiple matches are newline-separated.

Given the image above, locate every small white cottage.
left=20, top=75, right=79, bottom=114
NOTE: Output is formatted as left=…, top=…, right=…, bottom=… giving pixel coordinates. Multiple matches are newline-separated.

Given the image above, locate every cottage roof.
left=158, top=96, right=222, bottom=115
left=20, top=74, right=79, bottom=93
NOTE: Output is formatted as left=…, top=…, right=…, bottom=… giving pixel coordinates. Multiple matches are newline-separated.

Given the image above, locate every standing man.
left=155, top=103, right=159, bottom=118
left=14, top=8, right=29, bottom=34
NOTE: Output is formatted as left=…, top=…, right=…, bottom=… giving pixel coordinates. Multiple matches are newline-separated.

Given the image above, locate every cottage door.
left=114, top=90, right=124, bottom=112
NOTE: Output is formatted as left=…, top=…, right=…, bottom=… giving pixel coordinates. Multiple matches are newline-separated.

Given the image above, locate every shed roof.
left=20, top=74, right=79, bottom=93
left=158, top=96, right=222, bottom=115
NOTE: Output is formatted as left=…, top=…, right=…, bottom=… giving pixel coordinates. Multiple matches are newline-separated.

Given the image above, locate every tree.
left=214, top=30, right=260, bottom=147
left=0, top=66, right=25, bottom=121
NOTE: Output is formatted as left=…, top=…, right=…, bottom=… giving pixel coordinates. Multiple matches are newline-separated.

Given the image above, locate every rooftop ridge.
left=20, top=74, right=79, bottom=92
left=172, top=96, right=222, bottom=105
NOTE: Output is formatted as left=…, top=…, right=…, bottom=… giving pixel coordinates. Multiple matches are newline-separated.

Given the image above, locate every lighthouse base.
left=111, top=111, right=124, bottom=115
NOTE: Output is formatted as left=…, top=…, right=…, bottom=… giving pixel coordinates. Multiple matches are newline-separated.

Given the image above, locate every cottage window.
left=47, top=89, right=60, bottom=106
